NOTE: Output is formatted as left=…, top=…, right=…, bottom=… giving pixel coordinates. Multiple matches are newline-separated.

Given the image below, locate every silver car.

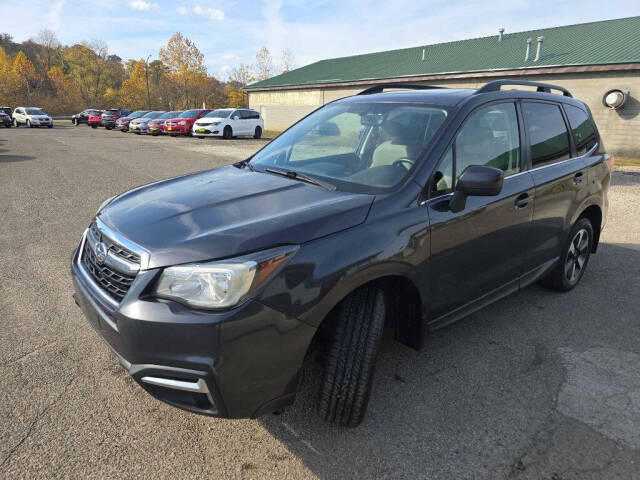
left=129, top=111, right=166, bottom=134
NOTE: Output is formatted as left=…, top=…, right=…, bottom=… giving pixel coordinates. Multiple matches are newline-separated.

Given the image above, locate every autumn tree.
left=254, top=46, right=275, bottom=81
left=159, top=33, right=207, bottom=109
left=120, top=59, right=148, bottom=110
left=12, top=51, right=40, bottom=102
left=281, top=48, right=296, bottom=73
left=229, top=63, right=253, bottom=85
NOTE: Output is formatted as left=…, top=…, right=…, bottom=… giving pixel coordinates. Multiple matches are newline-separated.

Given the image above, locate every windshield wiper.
left=264, top=167, right=336, bottom=191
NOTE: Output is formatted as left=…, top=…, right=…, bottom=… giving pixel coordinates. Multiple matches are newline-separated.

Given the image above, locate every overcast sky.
left=2, top=0, right=639, bottom=78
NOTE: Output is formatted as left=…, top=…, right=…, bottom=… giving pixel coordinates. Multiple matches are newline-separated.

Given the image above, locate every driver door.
left=426, top=102, right=535, bottom=325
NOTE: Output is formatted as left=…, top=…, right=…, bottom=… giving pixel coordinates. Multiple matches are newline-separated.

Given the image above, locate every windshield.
left=157, top=111, right=182, bottom=119
left=141, top=111, right=165, bottom=119
left=250, top=102, right=449, bottom=192
left=179, top=109, right=201, bottom=118
left=129, top=111, right=148, bottom=118
left=205, top=109, right=232, bottom=118
left=26, top=108, right=46, bottom=115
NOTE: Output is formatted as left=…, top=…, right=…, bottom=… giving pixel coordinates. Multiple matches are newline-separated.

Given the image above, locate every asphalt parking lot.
left=1, top=125, right=639, bottom=480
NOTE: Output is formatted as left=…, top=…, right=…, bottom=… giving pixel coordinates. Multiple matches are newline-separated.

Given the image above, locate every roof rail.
left=358, top=83, right=445, bottom=95
left=476, top=80, right=573, bottom=97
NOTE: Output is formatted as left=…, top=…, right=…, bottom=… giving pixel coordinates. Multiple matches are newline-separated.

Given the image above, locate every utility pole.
left=145, top=54, right=152, bottom=110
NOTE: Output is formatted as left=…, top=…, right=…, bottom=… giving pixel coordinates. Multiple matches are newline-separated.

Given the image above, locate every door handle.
left=515, top=193, right=532, bottom=209
left=573, top=172, right=584, bottom=185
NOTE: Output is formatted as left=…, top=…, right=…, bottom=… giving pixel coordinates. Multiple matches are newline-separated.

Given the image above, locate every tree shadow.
left=259, top=242, right=640, bottom=479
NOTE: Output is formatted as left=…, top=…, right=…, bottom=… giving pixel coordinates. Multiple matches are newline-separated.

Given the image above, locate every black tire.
left=253, top=126, right=262, bottom=139
left=5, top=124, right=10, bottom=128
left=541, top=217, right=593, bottom=292
left=223, top=125, right=233, bottom=139
left=47, top=125, right=53, bottom=128
left=317, top=285, right=386, bottom=427
left=26, top=120, right=31, bottom=128
left=105, top=126, right=112, bottom=130
left=91, top=125, right=97, bottom=129
left=13, top=119, right=19, bottom=127
left=73, top=118, right=78, bottom=126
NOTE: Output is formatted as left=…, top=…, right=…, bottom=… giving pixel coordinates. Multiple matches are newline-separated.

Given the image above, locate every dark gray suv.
left=72, top=80, right=611, bottom=426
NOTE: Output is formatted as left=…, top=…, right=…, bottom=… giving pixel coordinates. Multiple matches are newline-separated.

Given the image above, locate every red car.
left=163, top=109, right=211, bottom=136
left=146, top=110, right=182, bottom=136
left=87, top=110, right=104, bottom=128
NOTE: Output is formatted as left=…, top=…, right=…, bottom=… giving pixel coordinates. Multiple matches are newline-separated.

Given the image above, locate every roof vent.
left=498, top=28, right=505, bottom=41
left=534, top=36, right=544, bottom=62
left=421, top=48, right=426, bottom=62
left=525, top=38, right=532, bottom=62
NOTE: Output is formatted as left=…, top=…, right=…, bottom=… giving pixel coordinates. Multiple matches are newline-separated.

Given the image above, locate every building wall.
left=248, top=71, right=640, bottom=158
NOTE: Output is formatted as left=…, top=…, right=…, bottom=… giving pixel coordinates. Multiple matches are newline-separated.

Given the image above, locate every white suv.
left=193, top=108, right=264, bottom=139
left=13, top=107, right=53, bottom=128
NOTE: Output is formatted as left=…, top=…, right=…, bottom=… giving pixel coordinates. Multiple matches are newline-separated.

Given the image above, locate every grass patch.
left=263, top=130, right=282, bottom=140
left=615, top=157, right=640, bottom=167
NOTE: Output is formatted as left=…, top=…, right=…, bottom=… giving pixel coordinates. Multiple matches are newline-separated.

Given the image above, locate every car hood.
left=196, top=117, right=225, bottom=124
left=131, top=118, right=151, bottom=124
left=99, top=165, right=374, bottom=269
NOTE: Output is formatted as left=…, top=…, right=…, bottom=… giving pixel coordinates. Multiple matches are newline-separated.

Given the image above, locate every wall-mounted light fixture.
left=602, top=89, right=629, bottom=110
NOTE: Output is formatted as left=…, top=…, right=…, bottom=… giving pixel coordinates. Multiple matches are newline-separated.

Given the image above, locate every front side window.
left=455, top=103, right=521, bottom=180
left=523, top=102, right=570, bottom=167
left=564, top=104, right=597, bottom=156
left=26, top=108, right=45, bottom=115
left=205, top=109, right=232, bottom=118
left=250, top=102, right=448, bottom=192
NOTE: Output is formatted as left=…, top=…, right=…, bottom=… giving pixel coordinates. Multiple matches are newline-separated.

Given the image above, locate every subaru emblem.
left=95, top=242, right=108, bottom=264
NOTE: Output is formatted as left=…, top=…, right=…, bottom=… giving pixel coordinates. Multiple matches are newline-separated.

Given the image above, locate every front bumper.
left=164, top=125, right=188, bottom=135
left=71, top=234, right=315, bottom=418
left=193, top=124, right=221, bottom=137
left=129, top=124, right=147, bottom=133
left=29, top=119, right=52, bottom=126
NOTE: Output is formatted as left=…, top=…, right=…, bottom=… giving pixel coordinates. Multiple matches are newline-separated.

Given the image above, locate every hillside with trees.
left=0, top=31, right=294, bottom=114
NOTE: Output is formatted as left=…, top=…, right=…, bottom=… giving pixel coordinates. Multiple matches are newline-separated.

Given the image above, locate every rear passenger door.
left=427, top=102, right=536, bottom=321
left=520, top=101, right=588, bottom=278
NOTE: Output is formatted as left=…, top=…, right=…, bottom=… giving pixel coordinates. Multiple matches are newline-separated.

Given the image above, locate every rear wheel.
left=223, top=125, right=233, bottom=139
left=541, top=217, right=593, bottom=291
left=317, top=285, right=386, bottom=427
left=254, top=126, right=262, bottom=139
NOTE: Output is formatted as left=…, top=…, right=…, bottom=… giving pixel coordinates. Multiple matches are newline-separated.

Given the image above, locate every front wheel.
left=253, top=126, right=262, bottom=139
left=47, top=124, right=53, bottom=128
left=223, top=125, right=233, bottom=139
left=317, top=285, right=386, bottom=427
left=541, top=217, right=593, bottom=291
left=91, top=125, right=97, bottom=129
left=13, top=119, right=19, bottom=127
left=26, top=120, right=31, bottom=128
left=73, top=118, right=78, bottom=126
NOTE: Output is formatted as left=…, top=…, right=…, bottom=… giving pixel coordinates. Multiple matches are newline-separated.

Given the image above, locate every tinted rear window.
left=522, top=102, right=570, bottom=167
left=564, top=104, right=597, bottom=156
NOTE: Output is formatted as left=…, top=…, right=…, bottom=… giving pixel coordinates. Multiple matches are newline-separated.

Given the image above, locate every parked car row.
left=73, top=107, right=265, bottom=139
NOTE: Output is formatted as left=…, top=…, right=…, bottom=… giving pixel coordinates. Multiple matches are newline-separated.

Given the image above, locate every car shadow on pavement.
left=259, top=242, right=640, bottom=479
left=0, top=154, right=37, bottom=163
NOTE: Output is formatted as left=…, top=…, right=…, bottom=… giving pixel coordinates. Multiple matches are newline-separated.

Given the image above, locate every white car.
left=193, top=108, right=264, bottom=139
left=12, top=107, right=53, bottom=128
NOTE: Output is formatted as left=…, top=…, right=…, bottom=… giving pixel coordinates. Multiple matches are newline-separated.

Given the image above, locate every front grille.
left=82, top=223, right=140, bottom=302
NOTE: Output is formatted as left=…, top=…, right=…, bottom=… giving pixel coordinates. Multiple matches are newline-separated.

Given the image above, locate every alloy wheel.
left=565, top=228, right=589, bottom=283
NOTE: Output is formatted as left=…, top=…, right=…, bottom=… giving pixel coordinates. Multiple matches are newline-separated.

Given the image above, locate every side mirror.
left=449, top=165, right=504, bottom=213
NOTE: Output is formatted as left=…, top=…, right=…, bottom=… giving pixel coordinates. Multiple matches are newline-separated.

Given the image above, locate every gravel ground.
left=1, top=125, right=639, bottom=480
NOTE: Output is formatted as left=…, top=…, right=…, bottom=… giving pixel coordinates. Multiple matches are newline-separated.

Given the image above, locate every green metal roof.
left=247, top=16, right=640, bottom=90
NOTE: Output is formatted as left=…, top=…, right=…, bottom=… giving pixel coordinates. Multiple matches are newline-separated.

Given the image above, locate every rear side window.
left=564, top=104, right=597, bottom=156
left=523, top=102, right=570, bottom=167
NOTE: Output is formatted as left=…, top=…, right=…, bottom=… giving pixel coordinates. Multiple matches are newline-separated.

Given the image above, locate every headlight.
left=96, top=195, right=115, bottom=215
left=179, top=121, right=186, bottom=126
left=155, top=245, right=298, bottom=309
left=212, top=122, right=220, bottom=126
